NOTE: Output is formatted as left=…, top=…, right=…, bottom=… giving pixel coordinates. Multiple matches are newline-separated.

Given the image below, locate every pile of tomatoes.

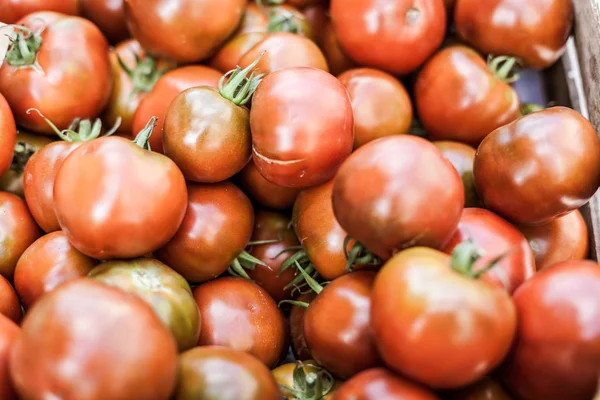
left=0, top=0, right=597, bottom=399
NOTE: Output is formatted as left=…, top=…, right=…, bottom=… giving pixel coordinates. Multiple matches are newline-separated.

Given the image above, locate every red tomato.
left=304, top=271, right=382, bottom=379
left=0, top=192, right=41, bottom=280
left=124, top=0, right=246, bottom=63
left=131, top=65, right=222, bottom=153
left=455, top=0, right=574, bottom=69
left=322, top=21, right=357, bottom=76
left=10, top=279, right=178, bottom=400
left=333, top=368, right=440, bottom=400
left=442, top=208, right=536, bottom=294
left=236, top=3, right=269, bottom=35
left=0, top=0, right=78, bottom=23
left=0, top=94, right=16, bottom=178
left=444, top=377, right=513, bottom=400
left=157, top=181, right=254, bottom=283
left=338, top=68, right=413, bottom=149
left=303, top=5, right=328, bottom=48
left=290, top=292, right=316, bottom=361
left=250, top=67, right=354, bottom=188
left=0, top=275, right=21, bottom=323
left=176, top=346, right=281, bottom=400
left=415, top=46, right=520, bottom=145
left=288, top=0, right=328, bottom=8
left=332, top=136, right=464, bottom=260
left=209, top=32, right=267, bottom=73
left=518, top=209, right=589, bottom=270
left=371, top=247, right=516, bottom=389
left=53, top=122, right=188, bottom=259
left=330, top=0, right=446, bottom=75
left=80, top=0, right=129, bottom=44
left=0, top=12, right=112, bottom=134
left=193, top=277, right=287, bottom=367
left=433, top=141, right=481, bottom=208
left=267, top=4, right=316, bottom=41
left=474, top=107, right=600, bottom=225
left=14, top=231, right=96, bottom=309
left=237, top=160, right=300, bottom=211
left=0, top=314, right=19, bottom=400
left=501, top=260, right=600, bottom=400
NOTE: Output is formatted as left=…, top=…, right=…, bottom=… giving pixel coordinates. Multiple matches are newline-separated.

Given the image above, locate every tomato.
left=273, top=360, right=339, bottom=400
left=444, top=377, right=513, bottom=400
left=89, top=258, right=200, bottom=352
left=338, top=68, right=413, bottom=149
left=267, top=4, right=316, bottom=41
left=193, top=277, right=287, bottom=367
left=14, top=231, right=96, bottom=309
left=80, top=0, right=129, bottom=44
left=237, top=160, right=300, bottom=211
left=304, top=271, right=381, bottom=379
left=124, top=0, right=246, bottom=63
left=442, top=208, right=535, bottom=294
left=322, top=21, right=356, bottom=76
left=0, top=0, right=78, bottom=24
left=53, top=121, right=188, bottom=259
left=500, top=260, right=600, bottom=400
left=0, top=275, right=21, bottom=323
left=209, top=32, right=267, bottom=73
left=330, top=0, right=446, bottom=75
left=236, top=3, right=269, bottom=35
left=0, top=12, right=112, bottom=134
left=371, top=247, right=516, bottom=389
left=474, top=107, right=600, bottom=225
left=288, top=0, right=328, bottom=8
left=518, top=209, right=589, bottom=270
left=132, top=65, right=222, bottom=153
left=10, top=279, right=178, bottom=400
left=415, top=46, right=520, bottom=145
left=303, top=5, right=328, bottom=48
left=0, top=314, right=19, bottom=400
left=176, top=346, right=280, bottom=400
left=290, top=292, right=316, bottom=361
left=0, top=94, right=16, bottom=178
left=455, top=0, right=574, bottom=69
left=332, top=136, right=464, bottom=260
left=433, top=141, right=481, bottom=208
left=157, top=181, right=254, bottom=283
left=238, top=33, right=329, bottom=75
left=250, top=67, right=354, bottom=188
left=333, top=368, right=440, bottom=400
left=0, top=192, right=41, bottom=280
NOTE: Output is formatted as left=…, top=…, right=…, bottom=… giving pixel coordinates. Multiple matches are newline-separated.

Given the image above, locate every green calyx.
left=267, top=7, right=307, bottom=36
left=26, top=108, right=121, bottom=142
left=280, top=361, right=336, bottom=400
left=218, top=51, right=265, bottom=106
left=10, top=141, right=35, bottom=174
left=450, top=240, right=507, bottom=279
left=118, top=53, right=171, bottom=95
left=132, top=117, right=158, bottom=150
left=227, top=241, right=276, bottom=280
left=487, top=55, right=521, bottom=84
left=520, top=103, right=545, bottom=116
left=277, top=248, right=323, bottom=296
left=5, top=25, right=42, bottom=67
left=343, top=236, right=381, bottom=273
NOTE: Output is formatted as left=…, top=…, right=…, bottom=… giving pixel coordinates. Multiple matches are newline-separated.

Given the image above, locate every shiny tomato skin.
left=0, top=275, right=21, bottom=323
left=442, top=208, right=536, bottom=294
left=175, top=346, right=280, bottom=400
left=330, top=0, right=446, bottom=75
left=332, top=136, right=464, bottom=260
left=518, top=209, right=588, bottom=270
left=157, top=181, right=254, bottom=283
left=0, top=12, right=112, bottom=134
left=53, top=136, right=188, bottom=260
left=338, top=68, right=412, bottom=149
left=10, top=279, right=178, bottom=400
left=444, top=377, right=513, bottom=400
left=415, top=46, right=520, bottom=145
left=0, top=0, right=78, bottom=23
left=236, top=3, right=268, bottom=35
left=132, top=65, right=222, bottom=153
left=0, top=94, right=16, bottom=178
left=237, top=160, right=300, bottom=211
left=304, top=271, right=381, bottom=379
left=290, top=292, right=316, bottom=361
left=14, top=231, right=96, bottom=309
left=433, top=141, right=481, bottom=208
left=80, top=0, right=129, bottom=44
left=322, top=21, right=356, bottom=76
left=474, top=107, right=600, bottom=225
left=193, top=277, right=287, bottom=367
left=371, top=247, right=517, bottom=389
left=250, top=67, right=354, bottom=188
left=209, top=32, right=267, bottom=73
left=455, top=0, right=573, bottom=69
left=0, top=192, right=41, bottom=280
left=333, top=368, right=440, bottom=400
left=124, top=0, right=246, bottom=63
left=0, top=314, right=19, bottom=400
left=500, top=260, right=600, bottom=400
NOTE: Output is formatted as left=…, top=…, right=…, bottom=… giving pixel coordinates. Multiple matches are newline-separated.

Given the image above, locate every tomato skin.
left=89, top=258, right=201, bottom=352
left=132, top=66, right=222, bottom=153
left=322, top=21, right=356, bottom=76
left=0, top=0, right=78, bottom=24
left=238, top=33, right=329, bottom=75
left=157, top=182, right=254, bottom=283
left=444, top=377, right=513, bottom=400
left=0, top=12, right=112, bottom=134
left=518, top=209, right=588, bottom=270
left=371, top=247, right=517, bottom=389
left=455, top=0, right=573, bottom=69
left=500, top=260, right=600, bottom=400
left=176, top=346, right=280, bottom=400
left=0, top=275, right=21, bottom=323
left=415, top=46, right=520, bottom=145
left=237, top=160, right=300, bottom=211
left=303, top=5, right=328, bottom=48
left=14, top=231, right=96, bottom=309
left=290, top=292, right=316, bottom=361
left=10, top=279, right=178, bottom=400
left=433, top=141, right=481, bottom=208
left=332, top=136, right=464, bottom=260
left=338, top=68, right=413, bottom=149
left=0, top=192, right=41, bottom=280
left=442, top=208, right=535, bottom=294
left=53, top=136, right=188, bottom=259
left=0, top=94, right=16, bottom=178
left=330, top=0, right=446, bottom=75
left=250, top=67, right=354, bottom=188
left=334, top=368, right=440, bottom=400
left=80, top=0, right=129, bottom=44
left=304, top=271, right=381, bottom=379
left=193, top=277, right=287, bottom=367
left=273, top=360, right=341, bottom=400
left=124, top=0, right=246, bottom=63
left=209, top=32, right=267, bottom=73
left=236, top=3, right=268, bottom=35
left=474, top=107, right=600, bottom=225
left=0, top=314, right=19, bottom=400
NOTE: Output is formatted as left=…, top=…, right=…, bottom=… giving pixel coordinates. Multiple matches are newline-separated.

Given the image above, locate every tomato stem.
left=117, top=52, right=172, bottom=95
left=26, top=109, right=120, bottom=142
left=5, top=25, right=43, bottom=67
left=343, top=236, right=381, bottom=272
left=487, top=55, right=521, bottom=84
left=267, top=7, right=308, bottom=36
left=451, top=239, right=514, bottom=279
left=218, top=51, right=265, bottom=106
left=280, top=361, right=335, bottom=400
left=278, top=299, right=309, bottom=308
left=520, top=103, right=545, bottom=116
left=132, top=117, right=158, bottom=150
